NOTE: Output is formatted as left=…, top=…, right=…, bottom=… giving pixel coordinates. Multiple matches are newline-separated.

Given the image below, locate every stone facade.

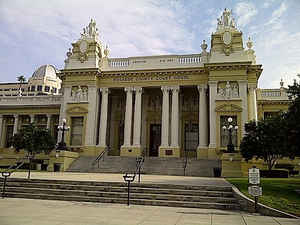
left=0, top=10, right=292, bottom=173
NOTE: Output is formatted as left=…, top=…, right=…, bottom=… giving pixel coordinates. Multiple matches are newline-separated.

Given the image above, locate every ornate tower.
left=64, top=19, right=104, bottom=69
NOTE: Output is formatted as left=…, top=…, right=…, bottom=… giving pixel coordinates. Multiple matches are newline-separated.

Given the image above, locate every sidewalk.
left=0, top=198, right=299, bottom=225
left=7, top=171, right=231, bottom=186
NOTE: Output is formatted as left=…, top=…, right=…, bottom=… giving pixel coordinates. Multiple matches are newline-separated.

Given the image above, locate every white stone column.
left=30, top=115, right=35, bottom=123
left=0, top=115, right=3, bottom=147
left=13, top=114, right=19, bottom=135
left=46, top=114, right=51, bottom=130
left=171, top=86, right=179, bottom=147
left=160, top=86, right=170, bottom=147
left=239, top=81, right=248, bottom=136
left=248, top=84, right=257, bottom=121
left=198, top=84, right=208, bottom=148
left=85, top=86, right=98, bottom=146
left=133, top=87, right=143, bottom=146
left=208, top=81, right=217, bottom=148
left=123, top=87, right=134, bottom=147
left=98, top=87, right=109, bottom=147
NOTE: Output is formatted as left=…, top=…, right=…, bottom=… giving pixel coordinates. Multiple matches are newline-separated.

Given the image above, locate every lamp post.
left=123, top=173, right=135, bottom=206
left=222, top=117, right=238, bottom=153
left=56, top=118, right=70, bottom=151
left=1, top=171, right=11, bottom=198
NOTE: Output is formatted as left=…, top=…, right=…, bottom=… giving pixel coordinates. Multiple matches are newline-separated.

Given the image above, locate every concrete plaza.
left=1, top=172, right=299, bottom=225
left=0, top=198, right=299, bottom=225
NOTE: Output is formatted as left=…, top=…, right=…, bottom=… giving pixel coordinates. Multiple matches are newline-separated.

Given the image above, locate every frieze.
left=112, top=75, right=190, bottom=82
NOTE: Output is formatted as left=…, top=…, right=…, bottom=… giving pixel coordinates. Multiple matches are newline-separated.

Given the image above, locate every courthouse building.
left=0, top=9, right=291, bottom=173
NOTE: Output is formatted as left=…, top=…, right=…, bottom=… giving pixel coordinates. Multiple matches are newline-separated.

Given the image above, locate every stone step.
left=5, top=182, right=233, bottom=197
left=4, top=192, right=239, bottom=210
left=5, top=187, right=237, bottom=204
left=2, top=178, right=233, bottom=192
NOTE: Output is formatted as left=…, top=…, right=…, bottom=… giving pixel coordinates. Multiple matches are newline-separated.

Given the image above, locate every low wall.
left=232, top=186, right=299, bottom=219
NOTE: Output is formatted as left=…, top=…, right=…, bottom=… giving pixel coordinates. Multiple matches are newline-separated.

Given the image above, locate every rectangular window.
left=45, top=86, right=50, bottom=92
left=52, top=87, right=57, bottom=94
left=70, top=117, right=84, bottom=146
left=37, top=85, right=43, bottom=91
left=220, top=116, right=238, bottom=148
left=5, top=125, right=14, bottom=148
left=31, top=86, right=35, bottom=92
left=264, top=112, right=278, bottom=119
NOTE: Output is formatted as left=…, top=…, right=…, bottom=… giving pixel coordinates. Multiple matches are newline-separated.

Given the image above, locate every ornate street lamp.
left=56, top=118, right=70, bottom=151
left=222, top=117, right=238, bottom=153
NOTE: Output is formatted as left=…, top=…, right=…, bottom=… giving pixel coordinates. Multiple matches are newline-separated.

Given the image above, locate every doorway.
left=184, top=123, right=198, bottom=158
left=149, top=124, right=161, bottom=157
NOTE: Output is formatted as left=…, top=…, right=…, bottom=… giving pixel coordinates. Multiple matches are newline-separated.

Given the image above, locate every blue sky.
left=0, top=0, right=299, bottom=88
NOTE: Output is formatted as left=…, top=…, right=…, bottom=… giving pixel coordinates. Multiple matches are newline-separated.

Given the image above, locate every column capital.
left=208, top=81, right=218, bottom=86
left=161, top=86, right=170, bottom=93
left=197, top=84, right=207, bottom=92
left=0, top=114, right=3, bottom=119
left=13, top=114, right=19, bottom=119
left=124, top=87, right=134, bottom=93
left=170, top=86, right=180, bottom=93
left=133, top=87, right=143, bottom=93
left=46, top=114, right=52, bottom=118
left=100, top=87, right=110, bottom=94
left=248, top=83, right=257, bottom=91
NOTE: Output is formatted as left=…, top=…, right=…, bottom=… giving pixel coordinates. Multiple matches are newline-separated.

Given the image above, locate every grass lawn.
left=227, top=178, right=300, bottom=216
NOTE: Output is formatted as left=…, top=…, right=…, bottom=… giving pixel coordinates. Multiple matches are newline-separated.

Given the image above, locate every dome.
left=31, top=64, right=58, bottom=79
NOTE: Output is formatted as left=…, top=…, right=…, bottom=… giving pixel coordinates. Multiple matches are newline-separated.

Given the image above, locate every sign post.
left=248, top=166, right=262, bottom=212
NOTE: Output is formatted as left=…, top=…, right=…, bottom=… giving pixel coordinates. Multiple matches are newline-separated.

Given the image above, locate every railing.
left=135, top=156, right=144, bottom=183
left=91, top=146, right=110, bottom=168
left=1, top=157, right=27, bottom=198
left=108, top=59, right=130, bottom=68
left=178, top=56, right=202, bottom=64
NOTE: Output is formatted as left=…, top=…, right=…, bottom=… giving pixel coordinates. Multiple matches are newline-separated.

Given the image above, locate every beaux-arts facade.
left=0, top=9, right=290, bottom=171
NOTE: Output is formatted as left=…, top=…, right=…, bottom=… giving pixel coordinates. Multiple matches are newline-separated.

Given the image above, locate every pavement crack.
left=272, top=217, right=282, bottom=225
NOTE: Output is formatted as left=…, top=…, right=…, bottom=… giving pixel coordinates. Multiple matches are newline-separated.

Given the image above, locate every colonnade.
left=0, top=114, right=57, bottom=148
left=96, top=85, right=209, bottom=152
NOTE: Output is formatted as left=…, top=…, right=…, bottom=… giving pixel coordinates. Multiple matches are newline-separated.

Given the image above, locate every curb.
left=232, top=186, right=299, bottom=219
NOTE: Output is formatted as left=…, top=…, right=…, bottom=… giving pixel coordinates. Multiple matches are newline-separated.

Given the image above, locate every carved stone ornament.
left=223, top=31, right=232, bottom=45
left=78, top=52, right=88, bottom=63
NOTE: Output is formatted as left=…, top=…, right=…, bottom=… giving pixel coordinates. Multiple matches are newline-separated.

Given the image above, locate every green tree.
left=11, top=123, right=56, bottom=178
left=240, top=117, right=287, bottom=171
left=286, top=77, right=300, bottom=157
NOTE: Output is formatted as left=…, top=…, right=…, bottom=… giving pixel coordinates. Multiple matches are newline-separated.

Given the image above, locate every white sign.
left=249, top=168, right=260, bottom=185
left=248, top=186, right=262, bottom=197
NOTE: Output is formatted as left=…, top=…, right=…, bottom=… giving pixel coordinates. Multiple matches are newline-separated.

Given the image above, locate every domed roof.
left=32, top=64, right=58, bottom=79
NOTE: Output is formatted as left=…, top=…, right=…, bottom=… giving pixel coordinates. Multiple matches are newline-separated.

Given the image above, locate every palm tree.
left=17, top=75, right=26, bottom=96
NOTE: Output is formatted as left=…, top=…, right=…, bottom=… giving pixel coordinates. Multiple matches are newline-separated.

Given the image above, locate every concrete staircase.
left=0, top=178, right=239, bottom=210
left=67, top=156, right=221, bottom=177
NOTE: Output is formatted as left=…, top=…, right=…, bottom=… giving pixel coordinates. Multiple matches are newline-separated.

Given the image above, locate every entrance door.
left=184, top=123, right=198, bottom=158
left=149, top=124, right=161, bottom=157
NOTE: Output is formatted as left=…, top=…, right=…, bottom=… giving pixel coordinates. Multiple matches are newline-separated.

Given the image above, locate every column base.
left=197, top=146, right=208, bottom=159
left=221, top=152, right=243, bottom=177
left=159, top=146, right=180, bottom=158
left=79, top=146, right=105, bottom=156
left=120, top=146, right=141, bottom=157
left=207, top=145, right=218, bottom=160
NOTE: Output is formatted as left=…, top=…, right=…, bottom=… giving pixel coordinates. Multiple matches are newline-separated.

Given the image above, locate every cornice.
left=99, top=68, right=207, bottom=79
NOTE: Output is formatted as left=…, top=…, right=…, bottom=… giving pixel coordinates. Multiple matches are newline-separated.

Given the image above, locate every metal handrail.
left=91, top=146, right=110, bottom=168
left=135, top=156, right=144, bottom=183
left=183, top=149, right=189, bottom=176
left=1, top=157, right=28, bottom=198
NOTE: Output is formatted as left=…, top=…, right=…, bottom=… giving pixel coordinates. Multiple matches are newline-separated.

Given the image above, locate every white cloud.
left=0, top=0, right=195, bottom=59
left=235, top=2, right=258, bottom=27
left=265, top=1, right=287, bottom=26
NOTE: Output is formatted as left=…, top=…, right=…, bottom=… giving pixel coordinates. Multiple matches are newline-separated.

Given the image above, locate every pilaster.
left=239, top=80, right=248, bottom=136
left=0, top=115, right=3, bottom=148
left=46, top=114, right=51, bottom=130
left=248, top=84, right=257, bottom=122
left=13, top=114, right=19, bottom=135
